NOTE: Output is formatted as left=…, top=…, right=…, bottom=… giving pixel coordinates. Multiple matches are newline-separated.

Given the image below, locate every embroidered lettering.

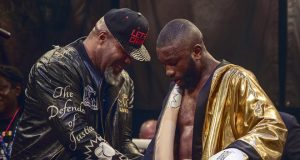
left=53, top=86, right=73, bottom=98
left=129, top=29, right=147, bottom=45
left=47, top=100, right=85, bottom=120
left=69, top=126, right=95, bottom=151
left=119, top=107, right=129, bottom=113
left=67, top=113, right=79, bottom=130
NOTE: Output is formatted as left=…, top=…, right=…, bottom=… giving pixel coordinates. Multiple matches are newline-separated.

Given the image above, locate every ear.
left=97, top=31, right=108, bottom=44
left=192, top=44, right=202, bottom=60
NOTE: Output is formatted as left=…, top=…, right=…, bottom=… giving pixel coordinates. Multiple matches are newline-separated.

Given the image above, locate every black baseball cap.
left=0, top=65, right=24, bottom=84
left=104, top=8, right=151, bottom=61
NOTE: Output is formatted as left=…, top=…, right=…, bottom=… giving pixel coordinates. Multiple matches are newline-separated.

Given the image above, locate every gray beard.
left=104, top=67, right=122, bottom=86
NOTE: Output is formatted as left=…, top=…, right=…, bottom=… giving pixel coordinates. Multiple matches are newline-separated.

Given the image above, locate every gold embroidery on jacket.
left=118, top=94, right=129, bottom=113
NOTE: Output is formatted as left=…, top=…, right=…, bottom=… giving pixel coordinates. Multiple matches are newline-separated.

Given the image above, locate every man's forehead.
left=157, top=44, right=179, bottom=54
left=0, top=76, right=11, bottom=85
left=157, top=47, right=174, bottom=61
left=157, top=43, right=189, bottom=58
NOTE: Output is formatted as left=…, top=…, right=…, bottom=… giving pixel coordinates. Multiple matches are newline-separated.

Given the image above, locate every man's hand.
left=93, top=142, right=128, bottom=160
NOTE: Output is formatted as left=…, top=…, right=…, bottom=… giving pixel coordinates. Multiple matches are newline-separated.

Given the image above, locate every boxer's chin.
left=104, top=66, right=122, bottom=86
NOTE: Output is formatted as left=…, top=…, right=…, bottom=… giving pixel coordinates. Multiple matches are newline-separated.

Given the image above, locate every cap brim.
left=129, top=45, right=151, bottom=61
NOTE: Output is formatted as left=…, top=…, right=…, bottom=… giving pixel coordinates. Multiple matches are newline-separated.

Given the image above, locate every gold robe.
left=202, top=64, right=287, bottom=159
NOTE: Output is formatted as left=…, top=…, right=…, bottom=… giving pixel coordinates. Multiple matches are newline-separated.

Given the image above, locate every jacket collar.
left=70, top=37, right=103, bottom=87
left=70, top=37, right=125, bottom=109
left=102, top=74, right=125, bottom=110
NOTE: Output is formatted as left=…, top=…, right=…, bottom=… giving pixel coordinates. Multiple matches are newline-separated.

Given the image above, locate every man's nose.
left=124, top=57, right=132, bottom=65
left=165, top=66, right=175, bottom=77
left=0, top=88, right=8, bottom=95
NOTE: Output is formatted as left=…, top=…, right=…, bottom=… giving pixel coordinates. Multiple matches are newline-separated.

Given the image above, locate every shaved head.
left=157, top=19, right=203, bottom=49
left=156, top=19, right=219, bottom=90
left=139, top=120, right=157, bottom=139
left=87, top=17, right=112, bottom=39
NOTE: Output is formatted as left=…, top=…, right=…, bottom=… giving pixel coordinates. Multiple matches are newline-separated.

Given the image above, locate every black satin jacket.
left=11, top=38, right=142, bottom=160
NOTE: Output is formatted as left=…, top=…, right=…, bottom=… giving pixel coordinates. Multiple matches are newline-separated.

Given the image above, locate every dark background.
left=1, top=0, right=299, bottom=137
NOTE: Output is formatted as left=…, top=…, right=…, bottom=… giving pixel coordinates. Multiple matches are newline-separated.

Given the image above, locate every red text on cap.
left=129, top=29, right=147, bottom=45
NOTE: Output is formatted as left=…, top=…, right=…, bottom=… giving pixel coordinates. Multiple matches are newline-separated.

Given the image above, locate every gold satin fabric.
left=202, top=64, right=287, bottom=160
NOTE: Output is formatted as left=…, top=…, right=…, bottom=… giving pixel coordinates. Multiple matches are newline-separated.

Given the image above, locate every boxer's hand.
left=209, top=148, right=248, bottom=160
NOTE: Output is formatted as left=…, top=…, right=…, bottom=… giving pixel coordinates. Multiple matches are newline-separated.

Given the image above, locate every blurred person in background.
left=0, top=65, right=24, bottom=160
left=139, top=119, right=157, bottom=139
left=134, top=119, right=157, bottom=153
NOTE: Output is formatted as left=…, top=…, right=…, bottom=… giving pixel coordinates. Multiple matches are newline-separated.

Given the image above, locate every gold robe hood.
left=202, top=64, right=287, bottom=160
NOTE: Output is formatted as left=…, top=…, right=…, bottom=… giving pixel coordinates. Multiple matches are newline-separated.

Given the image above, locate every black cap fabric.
left=104, top=8, right=151, bottom=61
left=0, top=65, right=24, bottom=84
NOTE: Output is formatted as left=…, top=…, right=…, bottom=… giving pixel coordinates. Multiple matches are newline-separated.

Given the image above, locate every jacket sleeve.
left=33, top=56, right=126, bottom=160
left=118, top=73, right=143, bottom=159
left=227, top=69, right=287, bottom=160
left=279, top=112, right=300, bottom=160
